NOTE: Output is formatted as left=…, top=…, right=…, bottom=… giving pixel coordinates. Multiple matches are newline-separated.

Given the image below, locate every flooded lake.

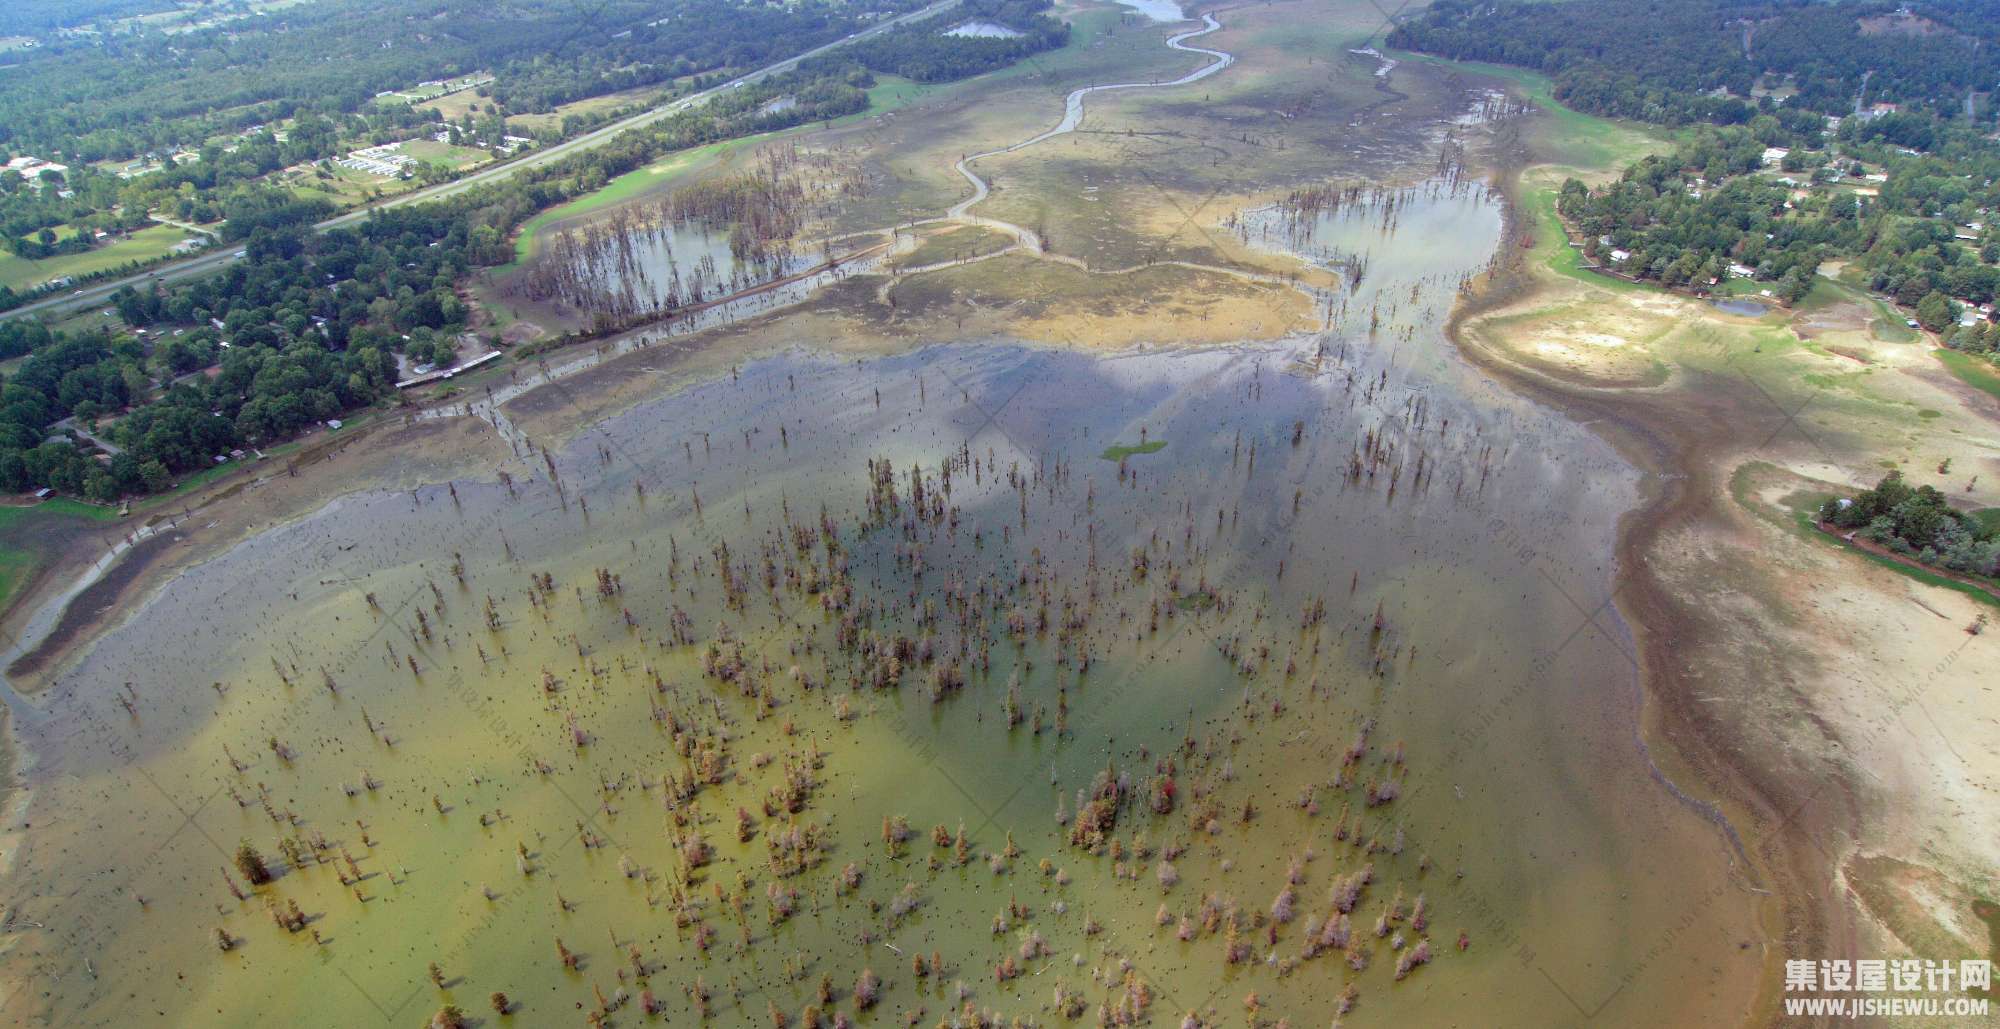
left=0, top=176, right=1759, bottom=1026
left=1112, top=0, right=1186, bottom=23
left=523, top=217, right=811, bottom=322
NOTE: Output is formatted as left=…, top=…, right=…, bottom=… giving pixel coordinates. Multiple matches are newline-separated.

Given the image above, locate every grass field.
left=0, top=225, right=192, bottom=293
left=284, top=162, right=411, bottom=209
left=1934, top=347, right=2000, bottom=402
left=401, top=139, right=492, bottom=169
left=400, top=75, right=496, bottom=120
left=1391, top=51, right=1667, bottom=173
left=509, top=74, right=937, bottom=265
left=505, top=82, right=675, bottom=134
left=0, top=497, right=118, bottom=615
left=1518, top=182, right=1650, bottom=293
left=891, top=224, right=1015, bottom=268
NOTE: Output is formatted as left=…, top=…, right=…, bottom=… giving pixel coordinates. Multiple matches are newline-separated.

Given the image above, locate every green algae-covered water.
left=0, top=183, right=1762, bottom=1028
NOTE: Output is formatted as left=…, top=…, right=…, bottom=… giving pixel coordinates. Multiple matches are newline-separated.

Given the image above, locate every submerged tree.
left=234, top=840, right=272, bottom=886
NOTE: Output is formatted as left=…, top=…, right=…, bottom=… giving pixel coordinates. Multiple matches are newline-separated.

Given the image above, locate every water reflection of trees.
left=510, top=144, right=866, bottom=327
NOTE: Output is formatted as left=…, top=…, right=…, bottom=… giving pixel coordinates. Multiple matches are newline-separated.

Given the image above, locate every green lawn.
left=1388, top=51, right=1668, bottom=172
left=0, top=497, right=117, bottom=527
left=510, top=74, right=937, bottom=265
left=510, top=143, right=733, bottom=264
left=401, top=140, right=492, bottom=169
left=0, top=224, right=193, bottom=293
left=0, top=497, right=119, bottom=615
left=1934, top=348, right=2000, bottom=403
left=1518, top=184, right=1648, bottom=294
left=1798, top=276, right=1916, bottom=342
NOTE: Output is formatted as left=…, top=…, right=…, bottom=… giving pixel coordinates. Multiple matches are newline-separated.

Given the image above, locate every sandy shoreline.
left=1439, top=134, right=2000, bottom=1018
left=1444, top=171, right=1817, bottom=1024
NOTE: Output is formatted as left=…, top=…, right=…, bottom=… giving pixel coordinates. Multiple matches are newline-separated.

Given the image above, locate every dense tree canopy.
left=844, top=0, right=1070, bottom=83
left=1394, top=0, right=2000, bottom=357
left=1821, top=471, right=2000, bottom=576
left=0, top=0, right=1076, bottom=501
left=0, top=197, right=481, bottom=500
left=0, top=0, right=921, bottom=162
left=1389, top=0, right=2000, bottom=126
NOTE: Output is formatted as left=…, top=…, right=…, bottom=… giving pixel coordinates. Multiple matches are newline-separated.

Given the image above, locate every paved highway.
left=3, top=0, right=959, bottom=323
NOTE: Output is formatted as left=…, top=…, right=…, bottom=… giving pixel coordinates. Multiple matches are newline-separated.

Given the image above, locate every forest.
left=0, top=0, right=168, bottom=35
left=0, top=190, right=498, bottom=501
left=1557, top=121, right=1998, bottom=317
left=0, top=0, right=920, bottom=162
left=1557, top=127, right=1839, bottom=301
left=1388, top=0, right=2000, bottom=126
left=0, top=31, right=977, bottom=500
left=842, top=0, right=1070, bottom=82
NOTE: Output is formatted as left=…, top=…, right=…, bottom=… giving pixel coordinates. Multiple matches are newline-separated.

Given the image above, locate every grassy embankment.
left=508, top=75, right=938, bottom=266
left=0, top=498, right=117, bottom=615
left=1935, top=348, right=2000, bottom=403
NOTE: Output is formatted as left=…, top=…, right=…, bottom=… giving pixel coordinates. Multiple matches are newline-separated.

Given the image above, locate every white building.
left=6, top=155, right=68, bottom=188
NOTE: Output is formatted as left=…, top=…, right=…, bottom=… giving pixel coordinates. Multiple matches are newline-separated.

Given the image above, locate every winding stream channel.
left=413, top=11, right=1248, bottom=445
left=945, top=12, right=1235, bottom=249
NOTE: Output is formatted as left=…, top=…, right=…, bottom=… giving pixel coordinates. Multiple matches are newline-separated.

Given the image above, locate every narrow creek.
left=944, top=12, right=1235, bottom=249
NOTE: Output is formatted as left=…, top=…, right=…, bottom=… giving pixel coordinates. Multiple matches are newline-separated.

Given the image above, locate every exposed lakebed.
left=3, top=182, right=1758, bottom=1026
left=0, top=11, right=1763, bottom=1027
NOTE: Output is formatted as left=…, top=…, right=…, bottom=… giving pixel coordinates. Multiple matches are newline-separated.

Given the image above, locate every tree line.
left=0, top=16, right=1072, bottom=501
left=1397, top=0, right=1999, bottom=353
left=840, top=0, right=1070, bottom=83
left=0, top=0, right=923, bottom=163
left=1388, top=0, right=2000, bottom=127
left=1820, top=471, right=1999, bottom=578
